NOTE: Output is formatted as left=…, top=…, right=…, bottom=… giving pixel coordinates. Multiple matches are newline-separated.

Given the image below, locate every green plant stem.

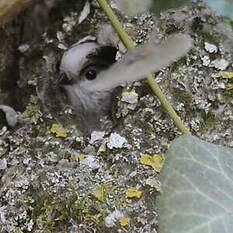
left=96, top=0, right=190, bottom=134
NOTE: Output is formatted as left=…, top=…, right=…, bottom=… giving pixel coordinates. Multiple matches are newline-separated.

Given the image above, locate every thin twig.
left=96, top=0, right=190, bottom=134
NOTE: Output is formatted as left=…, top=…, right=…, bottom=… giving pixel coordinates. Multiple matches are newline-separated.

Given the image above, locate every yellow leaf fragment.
left=50, top=124, right=68, bottom=138
left=119, top=217, right=130, bottom=226
left=97, top=138, right=108, bottom=155
left=139, top=154, right=164, bottom=171
left=226, top=83, right=233, bottom=90
left=85, top=213, right=102, bottom=222
left=70, top=153, right=86, bottom=161
left=220, top=72, right=233, bottom=79
left=125, top=187, right=142, bottom=198
left=93, top=185, right=106, bottom=202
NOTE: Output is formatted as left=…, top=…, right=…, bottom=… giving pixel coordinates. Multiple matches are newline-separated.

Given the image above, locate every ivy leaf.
left=150, top=0, right=191, bottom=14
left=157, top=135, right=233, bottom=233
left=114, top=0, right=152, bottom=16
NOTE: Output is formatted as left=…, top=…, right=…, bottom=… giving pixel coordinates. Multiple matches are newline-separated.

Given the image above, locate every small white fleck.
left=0, top=206, right=6, bottom=223
left=42, top=32, right=54, bottom=44
left=62, top=13, right=77, bottom=33
left=121, top=90, right=139, bottom=104
left=107, top=133, right=127, bottom=149
left=76, top=36, right=96, bottom=45
left=105, top=209, right=124, bottom=227
left=23, top=158, right=31, bottom=165
left=176, top=102, right=185, bottom=111
left=0, top=126, right=7, bottom=136
left=27, top=219, right=34, bottom=231
left=218, top=82, right=226, bottom=89
left=204, top=42, right=218, bottom=53
left=78, top=1, right=90, bottom=24
left=201, top=55, right=210, bottom=66
left=80, top=155, right=100, bottom=169
left=18, top=44, right=30, bottom=53
left=90, top=131, right=105, bottom=144
left=56, top=31, right=65, bottom=41
left=58, top=43, right=68, bottom=50
left=210, top=59, right=229, bottom=71
left=0, top=159, right=7, bottom=170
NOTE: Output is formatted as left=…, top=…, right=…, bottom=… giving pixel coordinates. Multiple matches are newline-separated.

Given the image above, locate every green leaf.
left=203, top=0, right=233, bottom=18
left=158, top=135, right=233, bottom=233
left=150, top=0, right=190, bottom=14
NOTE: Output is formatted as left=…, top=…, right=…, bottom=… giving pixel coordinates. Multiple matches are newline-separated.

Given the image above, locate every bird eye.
left=85, top=69, right=97, bottom=80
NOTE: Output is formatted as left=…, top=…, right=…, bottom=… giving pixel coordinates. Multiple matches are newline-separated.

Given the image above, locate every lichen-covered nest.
left=0, top=1, right=232, bottom=232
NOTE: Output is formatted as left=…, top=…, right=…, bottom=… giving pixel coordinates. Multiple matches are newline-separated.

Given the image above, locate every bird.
left=38, top=27, right=192, bottom=135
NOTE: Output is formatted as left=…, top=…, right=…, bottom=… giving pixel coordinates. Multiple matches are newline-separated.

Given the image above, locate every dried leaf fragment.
left=119, top=217, right=130, bottom=226
left=125, top=187, right=142, bottom=198
left=226, top=83, right=233, bottom=90
left=221, top=72, right=233, bottom=79
left=78, top=0, right=90, bottom=24
left=105, top=210, right=124, bottom=227
left=93, top=185, right=106, bottom=202
left=140, top=154, right=164, bottom=172
left=97, top=138, right=108, bottom=155
left=50, top=123, right=68, bottom=138
left=70, top=153, right=86, bottom=161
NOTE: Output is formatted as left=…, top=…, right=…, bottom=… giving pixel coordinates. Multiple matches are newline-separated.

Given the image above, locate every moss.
left=172, top=57, right=186, bottom=68
left=204, top=112, right=217, bottom=129
left=11, top=227, right=24, bottom=233
left=136, top=118, right=155, bottom=133
left=23, top=95, right=42, bottom=124
left=143, top=187, right=157, bottom=211
left=230, top=19, right=233, bottom=29
left=196, top=29, right=219, bottom=45
left=222, top=92, right=233, bottom=104
left=224, top=16, right=233, bottom=29
left=30, top=188, right=84, bottom=231
left=171, top=88, right=193, bottom=105
left=29, top=185, right=111, bottom=232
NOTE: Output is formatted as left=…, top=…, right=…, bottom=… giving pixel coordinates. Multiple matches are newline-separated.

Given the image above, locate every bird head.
left=39, top=31, right=192, bottom=134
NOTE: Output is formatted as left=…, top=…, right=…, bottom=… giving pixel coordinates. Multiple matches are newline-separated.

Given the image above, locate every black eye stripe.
left=79, top=46, right=117, bottom=78
left=86, top=46, right=117, bottom=67
left=81, top=64, right=94, bottom=74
